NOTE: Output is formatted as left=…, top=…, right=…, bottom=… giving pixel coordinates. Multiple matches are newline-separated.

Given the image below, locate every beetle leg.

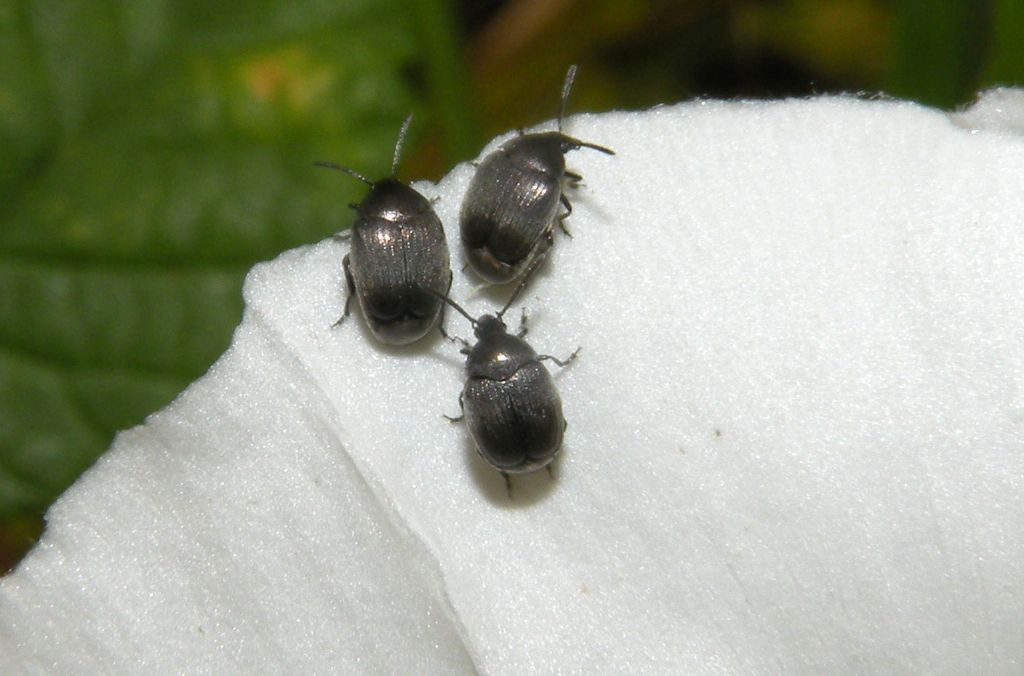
left=543, top=226, right=556, bottom=249
left=516, top=307, right=529, bottom=338
left=557, top=193, right=574, bottom=238
left=538, top=346, right=581, bottom=368
left=546, top=464, right=555, bottom=479
left=559, top=192, right=574, bottom=215
left=564, top=170, right=583, bottom=188
left=438, top=279, right=471, bottom=350
left=334, top=255, right=356, bottom=328
left=440, top=327, right=470, bottom=351
left=436, top=270, right=454, bottom=337
left=443, top=392, right=465, bottom=423
left=501, top=472, right=513, bottom=498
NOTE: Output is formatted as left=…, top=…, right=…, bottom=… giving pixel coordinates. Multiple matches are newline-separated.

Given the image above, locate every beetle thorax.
left=502, top=133, right=567, bottom=178
left=360, top=179, right=430, bottom=223
left=466, top=317, right=539, bottom=380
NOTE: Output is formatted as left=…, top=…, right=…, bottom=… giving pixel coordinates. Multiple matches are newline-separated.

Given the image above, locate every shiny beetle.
left=316, top=115, right=452, bottom=345
left=434, top=263, right=579, bottom=486
left=459, top=64, right=614, bottom=284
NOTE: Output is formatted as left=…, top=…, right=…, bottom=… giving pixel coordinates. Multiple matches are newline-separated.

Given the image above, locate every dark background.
left=1, top=0, right=1021, bottom=570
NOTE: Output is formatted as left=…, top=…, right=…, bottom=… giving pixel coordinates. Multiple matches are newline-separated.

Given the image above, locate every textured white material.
left=954, top=87, right=1024, bottom=135
left=2, top=92, right=1024, bottom=674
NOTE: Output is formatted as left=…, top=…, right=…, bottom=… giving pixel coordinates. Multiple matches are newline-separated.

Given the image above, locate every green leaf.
left=983, top=0, right=1024, bottom=87
left=0, top=2, right=56, bottom=198
left=0, top=0, right=442, bottom=525
left=884, top=0, right=991, bottom=108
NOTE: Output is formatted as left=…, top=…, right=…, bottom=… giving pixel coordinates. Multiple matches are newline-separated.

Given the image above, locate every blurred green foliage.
left=1, top=0, right=1022, bottom=570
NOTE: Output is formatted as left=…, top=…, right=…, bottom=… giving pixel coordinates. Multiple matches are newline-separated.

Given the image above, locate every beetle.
left=316, top=115, right=451, bottom=345
left=433, top=261, right=579, bottom=490
left=459, top=64, right=614, bottom=284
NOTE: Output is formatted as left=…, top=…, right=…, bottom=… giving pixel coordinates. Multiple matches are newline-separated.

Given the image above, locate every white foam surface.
left=2, top=92, right=1023, bottom=674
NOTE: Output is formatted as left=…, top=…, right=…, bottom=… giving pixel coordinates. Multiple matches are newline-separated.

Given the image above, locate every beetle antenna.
left=562, top=136, right=615, bottom=156
left=391, top=113, right=414, bottom=176
left=313, top=161, right=373, bottom=186
left=557, top=64, right=577, bottom=133
left=427, top=288, right=477, bottom=326
left=498, top=255, right=545, bottom=319
left=577, top=139, right=615, bottom=155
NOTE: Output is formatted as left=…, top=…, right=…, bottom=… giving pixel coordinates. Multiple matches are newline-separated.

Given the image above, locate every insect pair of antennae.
left=314, top=113, right=414, bottom=184
left=431, top=291, right=477, bottom=327
left=430, top=255, right=547, bottom=331
left=498, top=254, right=545, bottom=318
left=313, top=161, right=373, bottom=185
left=572, top=139, right=615, bottom=156
left=557, top=64, right=578, bottom=134
left=391, top=113, right=413, bottom=176
left=556, top=65, right=614, bottom=156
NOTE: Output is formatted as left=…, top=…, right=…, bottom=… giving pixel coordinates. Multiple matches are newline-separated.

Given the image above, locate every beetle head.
left=473, top=314, right=507, bottom=340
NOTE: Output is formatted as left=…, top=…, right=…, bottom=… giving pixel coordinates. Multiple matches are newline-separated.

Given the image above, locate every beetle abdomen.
left=351, top=214, right=448, bottom=290
left=460, top=153, right=560, bottom=282
left=348, top=211, right=450, bottom=343
left=463, top=361, right=565, bottom=473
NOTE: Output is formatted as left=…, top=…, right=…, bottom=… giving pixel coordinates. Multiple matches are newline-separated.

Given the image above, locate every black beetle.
left=434, top=263, right=579, bottom=487
left=459, top=64, right=614, bottom=284
left=316, top=115, right=451, bottom=345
